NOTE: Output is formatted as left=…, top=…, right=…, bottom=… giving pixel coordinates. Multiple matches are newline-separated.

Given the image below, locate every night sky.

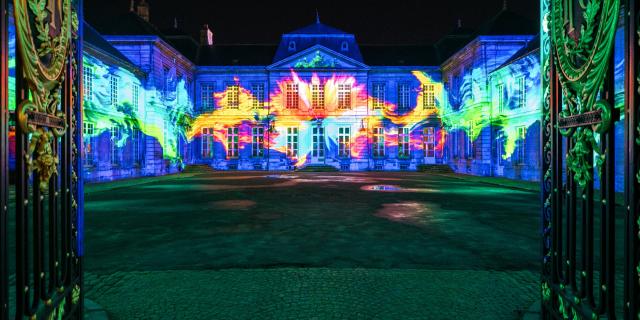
left=85, top=0, right=539, bottom=45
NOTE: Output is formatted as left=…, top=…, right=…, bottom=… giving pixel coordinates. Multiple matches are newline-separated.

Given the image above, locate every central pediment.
left=268, top=45, right=369, bottom=71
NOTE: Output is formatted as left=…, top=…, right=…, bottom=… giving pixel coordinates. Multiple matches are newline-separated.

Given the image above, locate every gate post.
left=0, top=0, right=8, bottom=318
left=624, top=0, right=640, bottom=317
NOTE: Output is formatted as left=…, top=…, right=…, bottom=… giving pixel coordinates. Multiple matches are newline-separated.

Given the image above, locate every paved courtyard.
left=80, top=169, right=542, bottom=319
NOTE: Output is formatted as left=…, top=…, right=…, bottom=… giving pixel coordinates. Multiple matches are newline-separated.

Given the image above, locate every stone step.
left=417, top=164, right=455, bottom=174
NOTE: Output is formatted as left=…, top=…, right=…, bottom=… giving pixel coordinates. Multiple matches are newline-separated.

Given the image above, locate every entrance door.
left=423, top=127, right=436, bottom=164
left=311, top=126, right=325, bottom=163
left=541, top=0, right=639, bottom=318
left=1, top=0, right=84, bottom=318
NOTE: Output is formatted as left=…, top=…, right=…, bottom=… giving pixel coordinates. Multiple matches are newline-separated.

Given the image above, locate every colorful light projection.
left=188, top=70, right=445, bottom=168
left=82, top=54, right=193, bottom=161
left=440, top=53, right=541, bottom=160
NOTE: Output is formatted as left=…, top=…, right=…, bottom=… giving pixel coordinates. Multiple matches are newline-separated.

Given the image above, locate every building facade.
left=9, top=2, right=562, bottom=183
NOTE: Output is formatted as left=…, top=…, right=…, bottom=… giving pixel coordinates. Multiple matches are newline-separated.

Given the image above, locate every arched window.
left=288, top=41, right=296, bottom=51
left=341, top=41, right=349, bottom=51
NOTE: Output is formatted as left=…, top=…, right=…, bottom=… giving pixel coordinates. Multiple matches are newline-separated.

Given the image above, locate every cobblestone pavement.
left=84, top=268, right=538, bottom=320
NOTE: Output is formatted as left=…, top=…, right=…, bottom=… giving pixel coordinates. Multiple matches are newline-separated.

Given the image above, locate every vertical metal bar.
left=624, top=0, right=640, bottom=317
left=0, top=0, right=8, bottom=318
left=74, top=0, right=85, bottom=315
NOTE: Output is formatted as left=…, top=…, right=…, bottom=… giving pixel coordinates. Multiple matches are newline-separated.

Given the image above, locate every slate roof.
left=360, top=45, right=440, bottom=66
left=84, top=22, right=136, bottom=67
left=197, top=44, right=278, bottom=66
left=273, top=20, right=363, bottom=63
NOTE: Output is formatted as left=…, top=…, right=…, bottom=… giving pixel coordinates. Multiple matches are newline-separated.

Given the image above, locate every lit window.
left=372, top=127, right=385, bottom=158
left=497, top=83, right=505, bottom=113
left=518, top=77, right=526, bottom=108
left=424, top=127, right=435, bottom=158
left=227, top=84, right=240, bottom=109
left=311, top=84, right=324, bottom=109
left=227, top=126, right=239, bottom=158
left=286, top=127, right=299, bottom=157
left=132, top=129, right=143, bottom=165
left=398, top=83, right=410, bottom=110
left=252, top=83, right=265, bottom=109
left=338, top=84, right=351, bottom=110
left=372, top=83, right=386, bottom=110
left=338, top=127, right=351, bottom=158
left=132, top=84, right=140, bottom=112
left=496, top=130, right=505, bottom=166
left=341, top=41, right=349, bottom=51
left=422, top=84, right=436, bottom=109
left=83, top=122, right=95, bottom=166
left=201, top=128, right=214, bottom=159
left=398, top=127, right=410, bottom=158
left=288, top=41, right=296, bottom=51
left=252, top=127, right=265, bottom=157
left=110, top=126, right=120, bottom=165
left=110, top=76, right=119, bottom=107
left=201, top=83, right=216, bottom=110
left=467, top=122, right=475, bottom=159
left=83, top=67, right=93, bottom=100
left=312, top=126, right=325, bottom=158
left=286, top=83, right=299, bottom=109
left=516, top=126, right=527, bottom=164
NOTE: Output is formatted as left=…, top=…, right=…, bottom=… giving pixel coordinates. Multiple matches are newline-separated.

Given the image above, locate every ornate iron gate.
left=541, top=0, right=640, bottom=318
left=1, top=0, right=84, bottom=318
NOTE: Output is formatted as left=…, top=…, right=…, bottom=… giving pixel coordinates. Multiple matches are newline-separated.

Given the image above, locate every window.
left=252, top=83, right=265, bottom=109
left=132, top=84, right=140, bottom=112
left=338, top=127, right=351, bottom=158
left=132, top=129, right=143, bottom=165
left=312, top=126, right=325, bottom=158
left=424, top=127, right=435, bottom=158
left=286, top=127, right=298, bottom=157
left=515, top=126, right=527, bottom=164
left=372, top=127, right=385, bottom=158
left=398, top=127, right=410, bottom=158
left=226, top=127, right=239, bottom=158
left=201, top=128, right=214, bottom=159
left=286, top=83, right=299, bottom=109
left=372, top=83, right=386, bottom=110
left=110, top=75, right=119, bottom=106
left=341, top=41, right=349, bottom=51
left=252, top=127, right=264, bottom=157
left=338, top=84, right=351, bottom=110
left=517, top=77, right=526, bottom=108
left=398, top=83, right=410, bottom=111
left=422, top=84, right=436, bottom=109
left=496, top=130, right=505, bottom=166
left=110, top=126, right=120, bottom=165
left=83, top=122, right=95, bottom=166
left=83, top=66, right=93, bottom=100
left=497, top=83, right=505, bottom=113
left=311, top=84, right=324, bottom=109
left=467, top=122, right=475, bottom=159
left=288, top=41, right=296, bottom=51
left=201, top=83, right=216, bottom=110
left=227, top=84, right=240, bottom=109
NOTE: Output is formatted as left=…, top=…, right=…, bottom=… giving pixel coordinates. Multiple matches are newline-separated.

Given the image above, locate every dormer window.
left=288, top=41, right=296, bottom=51
left=341, top=41, right=348, bottom=51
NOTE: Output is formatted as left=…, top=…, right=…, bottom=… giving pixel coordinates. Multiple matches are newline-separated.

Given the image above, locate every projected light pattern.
left=189, top=70, right=445, bottom=170
left=82, top=54, right=193, bottom=161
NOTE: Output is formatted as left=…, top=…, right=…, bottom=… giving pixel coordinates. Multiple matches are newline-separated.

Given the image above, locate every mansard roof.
left=273, top=20, right=363, bottom=63
left=197, top=44, right=278, bottom=66
left=84, top=22, right=141, bottom=74
left=360, top=45, right=440, bottom=66
left=474, top=8, right=537, bottom=36
left=494, top=35, right=540, bottom=71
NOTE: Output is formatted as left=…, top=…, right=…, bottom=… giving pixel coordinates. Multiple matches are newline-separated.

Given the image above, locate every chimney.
left=503, top=0, right=508, bottom=10
left=137, top=0, right=150, bottom=22
left=457, top=18, right=462, bottom=28
left=129, top=0, right=134, bottom=12
left=174, top=17, right=178, bottom=29
left=200, top=24, right=214, bottom=46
